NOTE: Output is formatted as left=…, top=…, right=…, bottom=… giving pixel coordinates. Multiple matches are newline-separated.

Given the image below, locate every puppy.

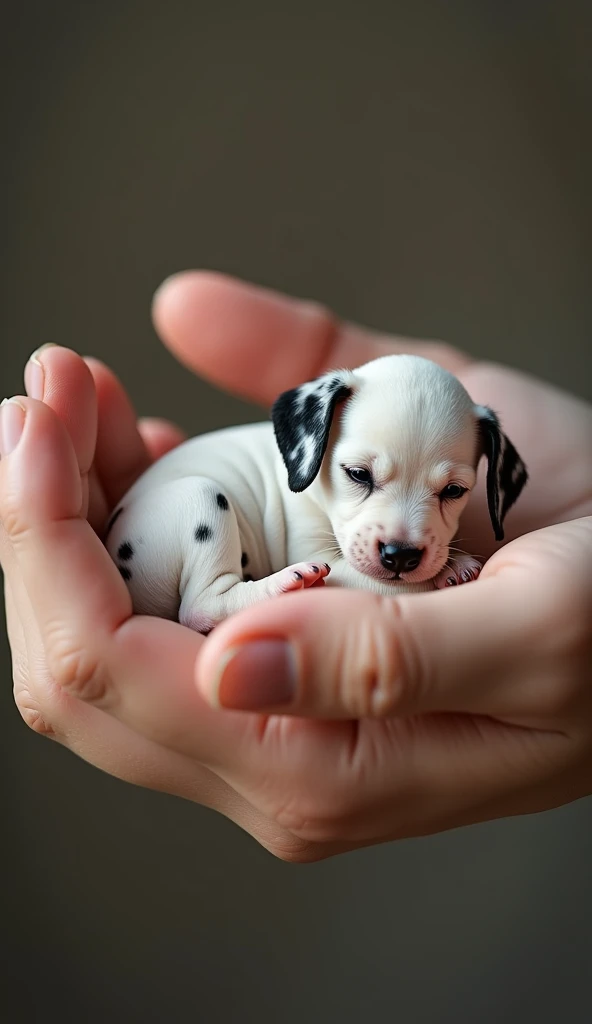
left=105, top=354, right=528, bottom=634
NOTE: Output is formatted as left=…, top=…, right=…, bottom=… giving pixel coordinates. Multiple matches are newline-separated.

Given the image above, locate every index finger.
left=152, top=272, right=472, bottom=406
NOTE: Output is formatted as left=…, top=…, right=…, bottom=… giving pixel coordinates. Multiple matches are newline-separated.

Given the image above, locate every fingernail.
left=212, top=639, right=297, bottom=710
left=0, top=398, right=27, bottom=456
left=25, top=342, right=56, bottom=400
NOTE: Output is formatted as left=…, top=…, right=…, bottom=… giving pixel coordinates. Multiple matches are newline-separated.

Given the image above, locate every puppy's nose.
left=378, top=542, right=424, bottom=574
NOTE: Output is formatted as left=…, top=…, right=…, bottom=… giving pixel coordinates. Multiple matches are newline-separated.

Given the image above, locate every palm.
left=4, top=273, right=590, bottom=861
left=151, top=273, right=591, bottom=555
left=455, top=362, right=592, bottom=555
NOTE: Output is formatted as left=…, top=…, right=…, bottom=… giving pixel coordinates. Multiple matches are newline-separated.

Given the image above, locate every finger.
left=4, top=528, right=307, bottom=858
left=1, top=401, right=566, bottom=846
left=195, top=587, right=522, bottom=718
left=88, top=418, right=185, bottom=534
left=20, top=344, right=106, bottom=529
left=84, top=357, right=153, bottom=512
left=196, top=526, right=589, bottom=725
left=7, top=573, right=332, bottom=864
left=5, top=570, right=273, bottom=829
left=23, top=344, right=98, bottom=474
left=137, top=417, right=187, bottom=461
left=0, top=394, right=131, bottom=632
left=23, top=344, right=98, bottom=521
left=23, top=351, right=185, bottom=524
left=0, top=395, right=249, bottom=767
left=4, top=574, right=59, bottom=739
left=152, top=271, right=471, bottom=405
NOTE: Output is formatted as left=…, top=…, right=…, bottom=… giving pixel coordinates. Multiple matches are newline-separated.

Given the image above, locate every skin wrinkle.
left=377, top=596, right=425, bottom=718
left=3, top=278, right=592, bottom=861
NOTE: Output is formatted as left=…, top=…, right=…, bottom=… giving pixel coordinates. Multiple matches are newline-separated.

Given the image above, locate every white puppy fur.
left=105, top=354, right=528, bottom=634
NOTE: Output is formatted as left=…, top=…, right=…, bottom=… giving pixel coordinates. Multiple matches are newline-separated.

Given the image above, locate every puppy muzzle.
left=377, top=542, right=424, bottom=576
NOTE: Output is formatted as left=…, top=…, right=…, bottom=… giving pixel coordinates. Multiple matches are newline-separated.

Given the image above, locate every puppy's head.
left=272, top=354, right=528, bottom=584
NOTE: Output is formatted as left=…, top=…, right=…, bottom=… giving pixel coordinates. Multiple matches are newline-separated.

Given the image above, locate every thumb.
left=195, top=558, right=554, bottom=719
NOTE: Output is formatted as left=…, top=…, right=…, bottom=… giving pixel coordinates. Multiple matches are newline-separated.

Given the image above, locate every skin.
left=1, top=271, right=591, bottom=863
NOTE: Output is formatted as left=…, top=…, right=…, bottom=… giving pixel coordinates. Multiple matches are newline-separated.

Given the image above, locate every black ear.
left=271, top=372, right=354, bottom=491
left=476, top=406, right=528, bottom=541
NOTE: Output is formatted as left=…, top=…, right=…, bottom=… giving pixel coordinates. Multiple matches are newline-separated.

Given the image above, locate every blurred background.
left=2, top=1, right=592, bottom=1021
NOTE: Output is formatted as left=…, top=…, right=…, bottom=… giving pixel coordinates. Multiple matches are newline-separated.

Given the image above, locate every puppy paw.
left=273, top=561, right=331, bottom=595
left=434, top=555, right=482, bottom=589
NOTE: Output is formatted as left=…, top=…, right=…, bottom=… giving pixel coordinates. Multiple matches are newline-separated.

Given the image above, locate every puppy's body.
left=106, top=355, right=528, bottom=632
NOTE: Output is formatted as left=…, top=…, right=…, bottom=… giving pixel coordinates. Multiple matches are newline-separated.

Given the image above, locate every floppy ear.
left=475, top=406, right=528, bottom=541
left=271, top=371, right=354, bottom=491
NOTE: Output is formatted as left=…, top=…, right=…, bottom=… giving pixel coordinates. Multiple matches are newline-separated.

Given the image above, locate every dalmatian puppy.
left=105, top=354, right=528, bottom=634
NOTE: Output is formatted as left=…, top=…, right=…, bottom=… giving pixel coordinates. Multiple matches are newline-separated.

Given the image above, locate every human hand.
left=2, top=273, right=591, bottom=860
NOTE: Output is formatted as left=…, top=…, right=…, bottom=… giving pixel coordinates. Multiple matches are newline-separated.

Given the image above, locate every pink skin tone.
left=342, top=522, right=481, bottom=587
left=1, top=271, right=591, bottom=863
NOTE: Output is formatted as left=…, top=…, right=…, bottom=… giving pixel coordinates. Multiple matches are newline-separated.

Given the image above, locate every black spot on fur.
left=241, top=551, right=249, bottom=568
left=243, top=574, right=254, bottom=582
left=118, top=541, right=133, bottom=561
left=105, top=507, right=123, bottom=539
left=195, top=523, right=213, bottom=542
left=216, top=492, right=229, bottom=511
left=119, top=566, right=132, bottom=581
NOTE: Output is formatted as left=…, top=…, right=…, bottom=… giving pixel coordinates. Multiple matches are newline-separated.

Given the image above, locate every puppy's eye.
left=440, top=483, right=468, bottom=500
left=345, top=466, right=373, bottom=486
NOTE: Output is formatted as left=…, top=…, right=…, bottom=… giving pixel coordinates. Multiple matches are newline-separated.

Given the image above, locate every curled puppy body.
left=105, top=354, right=528, bottom=633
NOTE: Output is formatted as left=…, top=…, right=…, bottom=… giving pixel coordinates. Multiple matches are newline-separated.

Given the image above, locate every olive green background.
left=2, top=2, right=592, bottom=1021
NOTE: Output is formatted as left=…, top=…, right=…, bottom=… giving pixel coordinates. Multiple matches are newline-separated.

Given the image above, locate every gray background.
left=2, top=2, right=592, bottom=1021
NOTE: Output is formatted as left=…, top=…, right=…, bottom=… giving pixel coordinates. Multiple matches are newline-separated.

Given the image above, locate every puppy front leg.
left=179, top=560, right=331, bottom=631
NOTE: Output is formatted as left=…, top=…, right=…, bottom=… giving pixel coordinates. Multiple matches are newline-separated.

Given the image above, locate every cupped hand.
left=2, top=273, right=591, bottom=861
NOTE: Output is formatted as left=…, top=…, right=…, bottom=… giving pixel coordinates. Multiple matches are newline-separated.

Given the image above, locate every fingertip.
left=0, top=395, right=83, bottom=522
left=151, top=270, right=233, bottom=340
left=204, top=639, right=298, bottom=712
left=150, top=270, right=337, bottom=404
left=85, top=357, right=152, bottom=506
left=196, top=589, right=360, bottom=716
left=137, top=417, right=187, bottom=461
left=25, top=343, right=94, bottom=398
left=22, top=345, right=98, bottom=474
left=0, top=396, right=28, bottom=457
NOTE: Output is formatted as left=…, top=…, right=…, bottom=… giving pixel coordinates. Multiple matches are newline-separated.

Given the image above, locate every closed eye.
left=439, top=483, right=468, bottom=501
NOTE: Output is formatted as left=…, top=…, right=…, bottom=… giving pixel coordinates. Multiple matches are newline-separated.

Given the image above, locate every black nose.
left=378, top=542, right=424, bottom=574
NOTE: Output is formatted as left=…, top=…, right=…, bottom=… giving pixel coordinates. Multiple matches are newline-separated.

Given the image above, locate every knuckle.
left=272, top=782, right=360, bottom=845
left=260, top=834, right=329, bottom=864
left=13, top=687, right=56, bottom=739
left=337, top=597, right=418, bottom=718
left=45, top=627, right=109, bottom=704
left=17, top=702, right=56, bottom=738
left=0, top=496, right=32, bottom=543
